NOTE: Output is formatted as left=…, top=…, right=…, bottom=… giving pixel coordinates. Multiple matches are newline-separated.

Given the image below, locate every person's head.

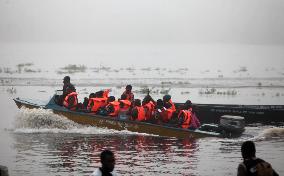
left=120, top=94, right=127, bottom=100
left=241, top=141, right=256, bottom=159
left=184, top=100, right=192, bottom=109
left=134, top=99, right=141, bottom=107
left=142, top=95, right=151, bottom=105
left=108, top=96, right=115, bottom=103
left=89, top=93, right=95, bottom=98
left=96, top=91, right=104, bottom=98
left=63, top=76, right=70, bottom=84
left=163, top=94, right=171, bottom=103
left=126, top=85, right=132, bottom=92
left=100, top=150, right=115, bottom=172
left=156, top=99, right=164, bottom=109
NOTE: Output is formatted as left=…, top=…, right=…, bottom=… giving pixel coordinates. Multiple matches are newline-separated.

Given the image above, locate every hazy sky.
left=1, top=0, right=284, bottom=44
left=0, top=0, right=284, bottom=75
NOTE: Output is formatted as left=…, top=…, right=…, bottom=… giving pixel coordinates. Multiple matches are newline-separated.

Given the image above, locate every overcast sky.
left=1, top=0, right=284, bottom=45
left=0, top=0, right=284, bottom=75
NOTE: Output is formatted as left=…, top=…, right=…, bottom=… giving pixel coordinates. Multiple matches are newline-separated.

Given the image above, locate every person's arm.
left=131, top=108, right=138, bottom=120
left=237, top=163, right=246, bottom=176
left=68, top=96, right=75, bottom=109
left=106, top=105, right=115, bottom=114
left=177, top=113, right=185, bottom=127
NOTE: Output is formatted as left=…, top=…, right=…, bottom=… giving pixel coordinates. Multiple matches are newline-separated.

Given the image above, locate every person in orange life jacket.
left=131, top=99, right=146, bottom=121
left=152, top=99, right=164, bottom=124
left=121, top=85, right=134, bottom=103
left=163, top=94, right=176, bottom=112
left=177, top=100, right=193, bottom=129
left=142, top=95, right=156, bottom=121
left=87, top=91, right=108, bottom=113
left=154, top=95, right=175, bottom=123
left=105, top=96, right=120, bottom=117
left=237, top=141, right=279, bottom=176
left=118, top=94, right=132, bottom=120
left=119, top=94, right=132, bottom=112
left=63, top=87, right=78, bottom=111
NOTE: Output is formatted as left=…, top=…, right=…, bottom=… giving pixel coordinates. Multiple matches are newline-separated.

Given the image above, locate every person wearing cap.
left=121, top=85, right=134, bottom=103
left=157, top=94, right=176, bottom=123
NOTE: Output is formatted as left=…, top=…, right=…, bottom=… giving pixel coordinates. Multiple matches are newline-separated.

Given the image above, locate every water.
left=0, top=78, right=284, bottom=175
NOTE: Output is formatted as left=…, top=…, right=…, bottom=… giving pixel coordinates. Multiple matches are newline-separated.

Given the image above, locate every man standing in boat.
left=55, top=76, right=76, bottom=106
left=121, top=85, right=134, bottom=103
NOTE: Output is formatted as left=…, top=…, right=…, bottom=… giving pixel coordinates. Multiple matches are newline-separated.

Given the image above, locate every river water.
left=0, top=77, right=284, bottom=176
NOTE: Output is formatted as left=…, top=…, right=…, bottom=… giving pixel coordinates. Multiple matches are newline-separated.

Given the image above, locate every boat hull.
left=13, top=97, right=219, bottom=139
left=174, top=103, right=284, bottom=124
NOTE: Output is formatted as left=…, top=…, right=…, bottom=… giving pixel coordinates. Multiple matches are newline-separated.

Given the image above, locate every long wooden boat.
left=188, top=103, right=284, bottom=124
left=13, top=96, right=242, bottom=139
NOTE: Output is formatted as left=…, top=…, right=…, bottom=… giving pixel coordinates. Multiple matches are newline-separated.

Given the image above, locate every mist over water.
left=1, top=43, right=284, bottom=79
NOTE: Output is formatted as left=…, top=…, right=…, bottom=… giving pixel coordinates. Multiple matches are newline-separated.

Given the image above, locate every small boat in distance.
left=13, top=94, right=245, bottom=139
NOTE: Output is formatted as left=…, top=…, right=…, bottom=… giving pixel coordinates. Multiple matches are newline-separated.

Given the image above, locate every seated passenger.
left=105, top=96, right=120, bottom=117
left=118, top=94, right=132, bottom=120
left=63, top=87, right=78, bottom=111
left=163, top=94, right=176, bottom=112
left=87, top=91, right=108, bottom=113
left=185, top=100, right=201, bottom=129
left=177, top=100, right=193, bottom=129
left=131, top=99, right=146, bottom=121
left=121, top=85, right=134, bottom=102
left=142, top=95, right=156, bottom=121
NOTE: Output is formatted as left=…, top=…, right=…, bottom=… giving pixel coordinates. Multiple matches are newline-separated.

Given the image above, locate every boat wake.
left=258, top=127, right=284, bottom=139
left=13, top=107, right=156, bottom=136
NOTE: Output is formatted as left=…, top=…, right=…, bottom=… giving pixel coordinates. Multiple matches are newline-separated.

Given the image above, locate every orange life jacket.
left=119, top=99, right=131, bottom=112
left=168, top=99, right=176, bottom=112
left=134, top=106, right=146, bottom=121
left=103, top=89, right=110, bottom=98
left=178, top=108, right=192, bottom=129
left=160, top=108, right=174, bottom=122
left=143, top=101, right=155, bottom=120
left=88, top=97, right=108, bottom=112
left=107, top=101, right=120, bottom=117
left=63, top=92, right=78, bottom=111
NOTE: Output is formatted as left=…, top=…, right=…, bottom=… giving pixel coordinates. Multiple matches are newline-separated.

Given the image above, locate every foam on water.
left=13, top=107, right=155, bottom=136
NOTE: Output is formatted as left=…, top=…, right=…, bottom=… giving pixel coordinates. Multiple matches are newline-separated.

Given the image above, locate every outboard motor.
left=199, top=115, right=245, bottom=138
left=219, top=115, right=245, bottom=137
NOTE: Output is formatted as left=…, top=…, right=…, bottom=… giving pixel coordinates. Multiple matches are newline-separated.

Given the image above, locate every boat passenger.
left=118, top=94, right=132, bottom=120
left=163, top=94, right=176, bottom=112
left=142, top=95, right=156, bottom=121
left=87, top=91, right=108, bottom=113
left=131, top=99, right=146, bottom=121
left=55, top=76, right=76, bottom=106
left=154, top=95, right=176, bottom=123
left=105, top=96, right=120, bottom=117
left=177, top=100, right=193, bottom=129
left=63, top=87, right=78, bottom=111
left=121, top=85, right=134, bottom=103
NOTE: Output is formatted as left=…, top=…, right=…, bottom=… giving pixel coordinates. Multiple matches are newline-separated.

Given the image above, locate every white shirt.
left=90, top=168, right=117, bottom=176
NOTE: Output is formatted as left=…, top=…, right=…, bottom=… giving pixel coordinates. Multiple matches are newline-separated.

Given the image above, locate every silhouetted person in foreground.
left=237, top=141, right=278, bottom=176
left=0, top=165, right=9, bottom=176
left=91, top=150, right=116, bottom=176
